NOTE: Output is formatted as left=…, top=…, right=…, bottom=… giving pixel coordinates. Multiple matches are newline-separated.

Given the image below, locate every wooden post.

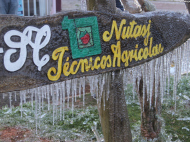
left=99, top=71, right=132, bottom=142
left=86, top=1, right=132, bottom=141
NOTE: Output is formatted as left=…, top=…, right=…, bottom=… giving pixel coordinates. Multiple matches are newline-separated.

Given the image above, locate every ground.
left=0, top=127, right=53, bottom=142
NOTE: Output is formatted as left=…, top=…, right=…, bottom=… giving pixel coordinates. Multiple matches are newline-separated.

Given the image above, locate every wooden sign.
left=0, top=11, right=190, bottom=92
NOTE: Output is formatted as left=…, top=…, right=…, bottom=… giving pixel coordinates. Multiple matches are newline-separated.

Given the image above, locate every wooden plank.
left=0, top=11, right=190, bottom=92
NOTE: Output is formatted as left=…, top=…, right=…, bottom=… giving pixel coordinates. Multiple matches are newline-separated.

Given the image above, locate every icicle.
left=149, top=60, right=154, bottom=105
left=99, top=74, right=105, bottom=104
left=112, top=71, right=115, bottom=80
left=142, top=64, right=146, bottom=112
left=160, top=56, right=164, bottom=104
left=38, top=87, right=41, bottom=128
left=66, top=80, right=71, bottom=108
left=154, top=58, right=159, bottom=107
left=61, top=81, right=65, bottom=120
left=173, top=49, right=178, bottom=111
left=44, top=86, right=47, bottom=99
left=163, top=55, right=168, bottom=102
left=31, top=89, right=34, bottom=110
left=14, top=91, right=17, bottom=101
left=9, top=92, right=12, bottom=110
left=34, top=88, right=38, bottom=134
left=106, top=73, right=110, bottom=101
left=88, top=76, right=94, bottom=97
left=132, top=67, right=136, bottom=101
left=166, top=52, right=172, bottom=95
left=3, top=93, right=5, bottom=99
left=181, top=43, right=186, bottom=74
left=74, top=78, right=77, bottom=102
left=51, top=84, right=55, bottom=125
left=71, top=79, right=74, bottom=116
left=47, top=85, right=50, bottom=111
left=135, top=65, right=141, bottom=93
left=59, top=83, right=63, bottom=121
left=79, top=77, right=83, bottom=98
left=20, top=91, right=23, bottom=117
left=103, top=74, right=106, bottom=110
left=55, top=83, right=59, bottom=122
left=98, top=75, right=102, bottom=106
left=82, top=76, right=86, bottom=106
left=23, top=90, right=26, bottom=104
left=146, top=63, right=150, bottom=102
left=178, top=46, right=182, bottom=81
left=42, top=86, right=44, bottom=111
left=186, top=40, right=190, bottom=77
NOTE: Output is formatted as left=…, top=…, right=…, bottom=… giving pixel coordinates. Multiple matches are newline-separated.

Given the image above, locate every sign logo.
left=62, top=16, right=102, bottom=59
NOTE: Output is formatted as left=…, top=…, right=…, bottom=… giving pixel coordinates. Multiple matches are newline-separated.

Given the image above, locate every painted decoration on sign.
left=62, top=16, right=102, bottom=59
left=0, top=11, right=189, bottom=92
left=4, top=25, right=51, bottom=72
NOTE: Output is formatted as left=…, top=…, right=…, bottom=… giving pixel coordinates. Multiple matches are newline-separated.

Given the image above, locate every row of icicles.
left=1, top=40, right=190, bottom=134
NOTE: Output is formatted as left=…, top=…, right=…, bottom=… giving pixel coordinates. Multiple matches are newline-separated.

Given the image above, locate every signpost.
left=0, top=12, right=189, bottom=93
left=1, top=1, right=190, bottom=140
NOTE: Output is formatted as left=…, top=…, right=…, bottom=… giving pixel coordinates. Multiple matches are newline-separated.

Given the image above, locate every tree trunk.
left=99, top=71, right=132, bottom=142
left=185, top=0, right=190, bottom=14
left=86, top=0, right=96, bottom=11
left=86, top=0, right=116, bottom=14
left=136, top=76, right=161, bottom=140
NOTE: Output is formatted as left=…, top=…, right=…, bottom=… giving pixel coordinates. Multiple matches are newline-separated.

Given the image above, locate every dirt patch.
left=0, top=127, right=52, bottom=142
left=0, top=127, right=31, bottom=142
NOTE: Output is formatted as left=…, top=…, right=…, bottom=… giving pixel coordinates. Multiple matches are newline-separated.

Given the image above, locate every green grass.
left=162, top=110, right=190, bottom=141
left=0, top=101, right=102, bottom=141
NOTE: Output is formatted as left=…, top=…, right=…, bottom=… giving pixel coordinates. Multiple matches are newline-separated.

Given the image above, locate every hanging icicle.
left=14, top=91, right=17, bottom=101
left=106, top=72, right=110, bottom=101
left=71, top=79, right=74, bottom=116
left=132, top=67, right=137, bottom=101
left=34, top=88, right=38, bottom=134
left=66, top=80, right=71, bottom=108
left=82, top=76, right=86, bottom=106
left=20, top=91, right=23, bottom=118
left=31, top=89, right=34, bottom=110
left=9, top=92, right=12, bottom=111
left=47, top=85, right=50, bottom=111
left=61, top=81, right=66, bottom=120
left=59, top=83, right=63, bottom=121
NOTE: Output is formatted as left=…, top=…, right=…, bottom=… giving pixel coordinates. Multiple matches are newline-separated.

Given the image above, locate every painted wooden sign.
left=0, top=11, right=190, bottom=92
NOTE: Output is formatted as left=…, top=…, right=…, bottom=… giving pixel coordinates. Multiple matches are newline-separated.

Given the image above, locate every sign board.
left=0, top=11, right=190, bottom=92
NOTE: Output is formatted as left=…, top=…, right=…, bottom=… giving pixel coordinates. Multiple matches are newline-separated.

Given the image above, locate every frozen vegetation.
left=0, top=75, right=190, bottom=141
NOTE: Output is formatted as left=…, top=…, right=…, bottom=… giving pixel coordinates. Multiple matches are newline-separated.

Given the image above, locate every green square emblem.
left=62, top=16, right=102, bottom=59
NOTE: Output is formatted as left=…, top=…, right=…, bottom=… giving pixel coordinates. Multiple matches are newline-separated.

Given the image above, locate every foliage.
left=0, top=102, right=102, bottom=141
left=1, top=75, right=190, bottom=141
